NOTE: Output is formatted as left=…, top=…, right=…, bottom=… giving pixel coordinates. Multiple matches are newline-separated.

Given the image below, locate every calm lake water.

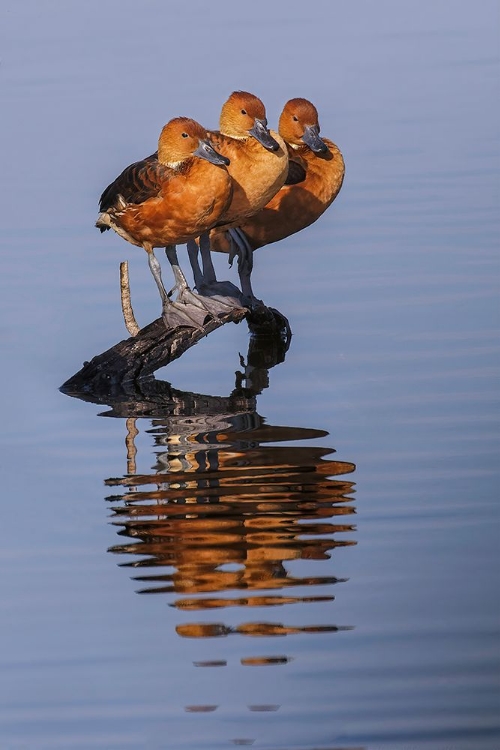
left=1, top=1, right=499, bottom=748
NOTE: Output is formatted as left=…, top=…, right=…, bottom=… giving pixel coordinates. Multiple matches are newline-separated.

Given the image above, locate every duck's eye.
left=293, top=116, right=299, bottom=122
left=241, top=109, right=247, bottom=115
left=181, top=132, right=189, bottom=138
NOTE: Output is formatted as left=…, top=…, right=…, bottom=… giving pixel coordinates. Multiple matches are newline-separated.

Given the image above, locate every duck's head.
left=158, top=117, right=230, bottom=169
left=219, top=91, right=280, bottom=151
left=279, top=98, right=328, bottom=154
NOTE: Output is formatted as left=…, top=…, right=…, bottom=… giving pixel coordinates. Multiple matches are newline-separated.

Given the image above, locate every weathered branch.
left=119, top=261, right=140, bottom=336
left=60, top=302, right=290, bottom=396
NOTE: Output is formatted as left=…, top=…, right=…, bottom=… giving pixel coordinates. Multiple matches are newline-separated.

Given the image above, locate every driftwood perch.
left=119, top=261, right=140, bottom=336
left=61, top=315, right=291, bottom=413
left=61, top=304, right=291, bottom=395
left=61, top=256, right=291, bottom=396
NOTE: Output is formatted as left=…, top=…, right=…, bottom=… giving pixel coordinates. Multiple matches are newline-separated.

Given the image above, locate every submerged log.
left=61, top=257, right=291, bottom=395
left=61, top=304, right=291, bottom=395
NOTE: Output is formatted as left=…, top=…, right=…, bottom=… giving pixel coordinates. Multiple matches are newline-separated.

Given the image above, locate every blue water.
left=0, top=1, right=499, bottom=748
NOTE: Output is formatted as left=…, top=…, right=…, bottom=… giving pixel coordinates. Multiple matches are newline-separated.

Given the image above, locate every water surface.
left=0, top=1, right=499, bottom=748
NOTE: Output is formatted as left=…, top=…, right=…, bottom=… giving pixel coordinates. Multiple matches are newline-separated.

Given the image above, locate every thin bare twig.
left=120, top=261, right=140, bottom=336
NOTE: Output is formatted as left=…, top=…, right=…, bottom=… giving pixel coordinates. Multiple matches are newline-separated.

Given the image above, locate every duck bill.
left=194, top=140, right=230, bottom=166
left=248, top=118, right=280, bottom=152
left=302, top=125, right=328, bottom=154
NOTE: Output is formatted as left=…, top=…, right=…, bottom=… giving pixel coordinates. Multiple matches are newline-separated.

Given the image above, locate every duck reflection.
left=97, top=330, right=357, bottom=640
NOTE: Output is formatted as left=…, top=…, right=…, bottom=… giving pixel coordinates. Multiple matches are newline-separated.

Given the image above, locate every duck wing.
left=99, top=155, right=169, bottom=211
left=284, top=159, right=307, bottom=186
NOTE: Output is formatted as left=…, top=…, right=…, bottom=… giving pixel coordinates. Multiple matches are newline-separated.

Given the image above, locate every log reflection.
left=98, top=331, right=357, bottom=638
left=63, top=328, right=357, bottom=642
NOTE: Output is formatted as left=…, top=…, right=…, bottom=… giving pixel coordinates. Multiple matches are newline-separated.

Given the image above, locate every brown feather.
left=204, top=92, right=289, bottom=232
left=97, top=118, right=233, bottom=250
left=285, top=159, right=307, bottom=186
left=99, top=159, right=172, bottom=212
left=210, top=137, right=345, bottom=253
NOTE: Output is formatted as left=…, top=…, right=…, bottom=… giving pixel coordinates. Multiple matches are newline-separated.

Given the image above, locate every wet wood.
left=119, top=261, right=140, bottom=336
left=61, top=303, right=291, bottom=395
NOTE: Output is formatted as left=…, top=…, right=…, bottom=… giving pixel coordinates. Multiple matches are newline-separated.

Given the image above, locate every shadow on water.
left=63, top=330, right=358, bottom=743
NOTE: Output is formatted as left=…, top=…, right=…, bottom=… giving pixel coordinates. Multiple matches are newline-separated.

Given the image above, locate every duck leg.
left=166, top=244, right=246, bottom=323
left=145, top=245, right=209, bottom=329
left=163, top=245, right=218, bottom=328
left=187, top=239, right=204, bottom=291
left=227, top=228, right=263, bottom=306
left=196, top=232, right=246, bottom=303
left=186, top=239, right=246, bottom=316
left=147, top=247, right=168, bottom=305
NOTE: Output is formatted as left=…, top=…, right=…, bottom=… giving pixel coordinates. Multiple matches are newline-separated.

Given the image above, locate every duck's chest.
left=229, top=143, right=288, bottom=208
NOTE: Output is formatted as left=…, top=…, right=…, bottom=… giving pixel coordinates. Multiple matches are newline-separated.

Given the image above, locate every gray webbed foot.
left=197, top=279, right=246, bottom=303
left=162, top=299, right=212, bottom=330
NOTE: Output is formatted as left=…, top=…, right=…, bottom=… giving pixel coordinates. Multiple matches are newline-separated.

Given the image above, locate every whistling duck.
left=96, top=117, right=233, bottom=329
left=186, top=91, right=288, bottom=301
left=210, top=98, right=345, bottom=298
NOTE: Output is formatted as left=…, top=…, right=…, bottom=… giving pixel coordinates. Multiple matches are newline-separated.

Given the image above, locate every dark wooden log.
left=60, top=304, right=291, bottom=396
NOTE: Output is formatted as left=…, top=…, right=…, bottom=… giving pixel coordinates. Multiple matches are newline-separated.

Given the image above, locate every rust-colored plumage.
left=96, top=117, right=233, bottom=328
left=209, top=91, right=289, bottom=230
left=210, top=98, right=345, bottom=254
left=97, top=118, right=232, bottom=249
left=186, top=92, right=289, bottom=301
left=98, top=152, right=160, bottom=214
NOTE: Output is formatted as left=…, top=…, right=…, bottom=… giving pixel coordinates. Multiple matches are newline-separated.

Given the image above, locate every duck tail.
left=95, top=212, right=112, bottom=232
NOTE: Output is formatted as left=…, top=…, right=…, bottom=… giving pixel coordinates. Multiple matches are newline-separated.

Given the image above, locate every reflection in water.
left=103, top=337, right=356, bottom=637
left=65, top=330, right=357, bottom=744
left=108, top=417, right=356, bottom=611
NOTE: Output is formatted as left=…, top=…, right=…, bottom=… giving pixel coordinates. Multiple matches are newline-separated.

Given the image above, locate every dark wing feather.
left=98, top=154, right=168, bottom=212
left=284, top=159, right=307, bottom=186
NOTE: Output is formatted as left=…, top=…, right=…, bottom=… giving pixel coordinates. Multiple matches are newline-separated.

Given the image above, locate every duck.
left=96, top=117, right=233, bottom=329
left=209, top=98, right=345, bottom=299
left=186, top=91, right=289, bottom=303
